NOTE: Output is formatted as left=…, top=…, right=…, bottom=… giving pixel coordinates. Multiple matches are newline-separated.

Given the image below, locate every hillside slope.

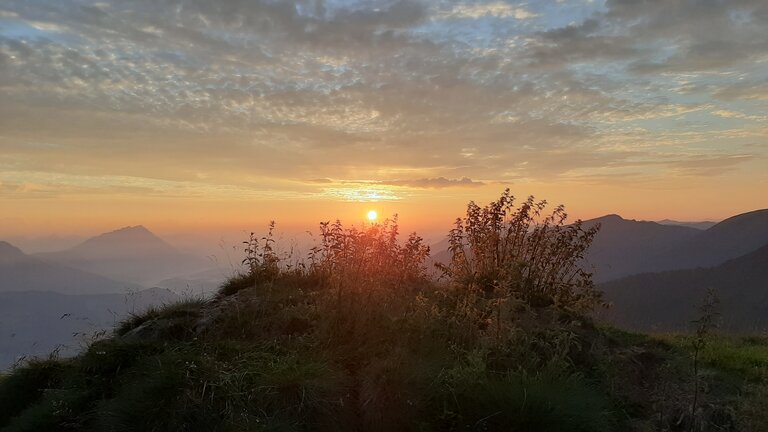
left=647, top=209, right=768, bottom=272
left=601, top=243, right=768, bottom=332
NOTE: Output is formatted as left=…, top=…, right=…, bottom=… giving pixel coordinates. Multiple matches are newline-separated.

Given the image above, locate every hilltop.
left=2, top=192, right=767, bottom=431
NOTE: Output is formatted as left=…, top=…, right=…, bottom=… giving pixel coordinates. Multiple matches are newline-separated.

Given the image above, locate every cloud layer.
left=0, top=0, right=767, bottom=203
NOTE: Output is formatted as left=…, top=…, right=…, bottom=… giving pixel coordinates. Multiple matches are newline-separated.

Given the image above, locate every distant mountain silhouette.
left=656, top=219, right=717, bottom=230
left=600, top=243, right=768, bottom=333
left=0, top=240, right=140, bottom=295
left=36, top=226, right=209, bottom=286
left=582, top=215, right=701, bottom=282
left=584, top=209, right=768, bottom=282
left=0, top=288, right=178, bottom=370
left=646, top=209, right=768, bottom=272
left=0, top=241, right=24, bottom=258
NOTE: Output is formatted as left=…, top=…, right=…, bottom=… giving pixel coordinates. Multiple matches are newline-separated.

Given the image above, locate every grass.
left=433, top=372, right=614, bottom=432
left=656, top=334, right=768, bottom=378
left=700, top=337, right=768, bottom=379
left=217, top=272, right=255, bottom=298
left=114, top=298, right=208, bottom=337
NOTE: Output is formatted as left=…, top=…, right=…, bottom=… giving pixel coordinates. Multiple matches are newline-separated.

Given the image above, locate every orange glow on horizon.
left=0, top=1, right=767, bottom=243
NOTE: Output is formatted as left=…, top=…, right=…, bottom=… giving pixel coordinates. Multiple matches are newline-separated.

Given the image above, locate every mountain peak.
left=591, top=214, right=625, bottom=223
left=64, top=225, right=177, bottom=257
left=89, top=225, right=164, bottom=243
left=33, top=225, right=206, bottom=286
left=107, top=225, right=154, bottom=236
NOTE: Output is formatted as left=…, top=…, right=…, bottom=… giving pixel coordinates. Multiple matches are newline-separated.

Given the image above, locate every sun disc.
left=367, top=210, right=378, bottom=222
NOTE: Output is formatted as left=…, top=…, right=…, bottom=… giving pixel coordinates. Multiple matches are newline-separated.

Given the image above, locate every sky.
left=1, top=0, right=767, bottom=244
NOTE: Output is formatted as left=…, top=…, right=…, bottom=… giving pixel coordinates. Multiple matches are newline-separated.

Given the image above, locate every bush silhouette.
left=438, top=189, right=602, bottom=313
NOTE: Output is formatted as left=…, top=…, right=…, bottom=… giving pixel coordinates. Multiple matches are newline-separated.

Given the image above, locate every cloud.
left=320, top=185, right=403, bottom=202
left=0, top=0, right=765, bottom=202
left=443, top=2, right=538, bottom=20
left=523, top=0, right=768, bottom=74
left=382, top=177, right=486, bottom=189
left=713, top=81, right=768, bottom=101
left=668, top=154, right=756, bottom=176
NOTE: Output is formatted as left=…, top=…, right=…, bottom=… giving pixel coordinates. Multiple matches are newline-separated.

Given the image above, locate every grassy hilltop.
left=1, top=191, right=767, bottom=431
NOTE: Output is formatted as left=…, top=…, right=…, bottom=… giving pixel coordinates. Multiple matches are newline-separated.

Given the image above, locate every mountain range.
left=0, top=226, right=219, bottom=370
left=584, top=209, right=768, bottom=332
left=35, top=225, right=209, bottom=286
left=583, top=209, right=768, bottom=282
left=646, top=209, right=768, bottom=272
left=583, top=215, right=702, bottom=282
left=0, top=241, right=139, bottom=295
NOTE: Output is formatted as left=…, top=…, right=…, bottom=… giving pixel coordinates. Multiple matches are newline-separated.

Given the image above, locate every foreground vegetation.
left=1, top=191, right=766, bottom=431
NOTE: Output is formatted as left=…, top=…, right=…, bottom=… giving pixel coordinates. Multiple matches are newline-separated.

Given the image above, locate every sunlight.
left=367, top=210, right=378, bottom=222
left=321, top=187, right=401, bottom=202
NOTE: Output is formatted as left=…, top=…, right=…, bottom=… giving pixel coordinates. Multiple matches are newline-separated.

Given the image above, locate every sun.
left=367, top=210, right=378, bottom=222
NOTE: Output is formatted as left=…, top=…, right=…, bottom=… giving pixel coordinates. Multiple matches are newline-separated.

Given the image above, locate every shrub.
left=241, top=220, right=282, bottom=286
left=225, top=216, right=431, bottom=298
left=438, top=189, right=602, bottom=313
left=309, top=215, right=430, bottom=292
